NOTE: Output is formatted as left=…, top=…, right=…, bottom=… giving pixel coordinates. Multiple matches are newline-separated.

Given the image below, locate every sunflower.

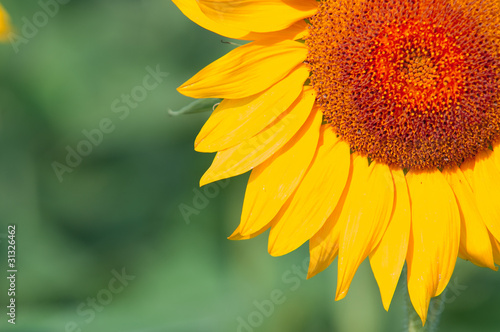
left=173, top=0, right=500, bottom=324
left=0, top=4, right=10, bottom=41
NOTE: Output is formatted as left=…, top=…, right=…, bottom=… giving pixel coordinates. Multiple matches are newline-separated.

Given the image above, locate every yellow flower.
left=174, top=0, right=500, bottom=323
left=0, top=4, right=11, bottom=42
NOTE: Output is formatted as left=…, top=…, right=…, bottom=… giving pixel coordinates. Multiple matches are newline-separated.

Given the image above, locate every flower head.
left=308, top=0, right=500, bottom=170
left=174, top=0, right=500, bottom=324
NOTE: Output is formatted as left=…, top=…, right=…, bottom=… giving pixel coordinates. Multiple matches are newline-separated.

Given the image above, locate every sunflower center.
left=306, top=0, right=500, bottom=170
left=402, top=53, right=436, bottom=88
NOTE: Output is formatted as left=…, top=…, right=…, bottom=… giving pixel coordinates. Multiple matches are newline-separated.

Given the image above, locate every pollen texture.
left=306, top=0, right=500, bottom=169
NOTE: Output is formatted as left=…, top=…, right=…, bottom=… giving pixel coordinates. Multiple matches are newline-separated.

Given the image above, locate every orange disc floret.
left=306, top=0, right=500, bottom=170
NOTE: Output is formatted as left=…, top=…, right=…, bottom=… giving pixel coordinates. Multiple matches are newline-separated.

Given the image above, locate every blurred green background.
left=0, top=1, right=499, bottom=331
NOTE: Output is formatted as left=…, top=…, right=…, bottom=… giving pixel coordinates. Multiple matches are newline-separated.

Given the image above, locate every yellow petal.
left=172, top=0, right=255, bottom=39
left=173, top=0, right=309, bottom=40
left=406, top=170, right=460, bottom=325
left=195, top=64, right=309, bottom=152
left=307, top=165, right=352, bottom=279
left=489, top=233, right=500, bottom=265
left=228, top=222, right=270, bottom=240
left=268, top=126, right=351, bottom=256
left=265, top=20, right=309, bottom=41
left=0, top=4, right=11, bottom=41
left=460, top=150, right=500, bottom=243
left=442, top=165, right=496, bottom=269
left=200, top=87, right=316, bottom=186
left=335, top=157, right=394, bottom=301
left=178, top=40, right=308, bottom=99
left=242, top=20, right=310, bottom=41
left=232, top=107, right=322, bottom=238
left=198, top=0, right=318, bottom=33
left=369, top=168, right=411, bottom=311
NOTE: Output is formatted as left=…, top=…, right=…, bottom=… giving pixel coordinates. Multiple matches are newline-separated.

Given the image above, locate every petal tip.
left=194, top=136, right=203, bottom=150
left=381, top=299, right=391, bottom=312
left=199, top=174, right=213, bottom=187
left=194, top=138, right=216, bottom=153
left=267, top=244, right=282, bottom=257
left=176, top=82, right=200, bottom=98
left=334, top=290, right=347, bottom=301
left=268, top=240, right=289, bottom=257
left=228, top=232, right=243, bottom=241
left=306, top=269, right=318, bottom=280
left=176, top=84, right=187, bottom=94
left=194, top=143, right=210, bottom=153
